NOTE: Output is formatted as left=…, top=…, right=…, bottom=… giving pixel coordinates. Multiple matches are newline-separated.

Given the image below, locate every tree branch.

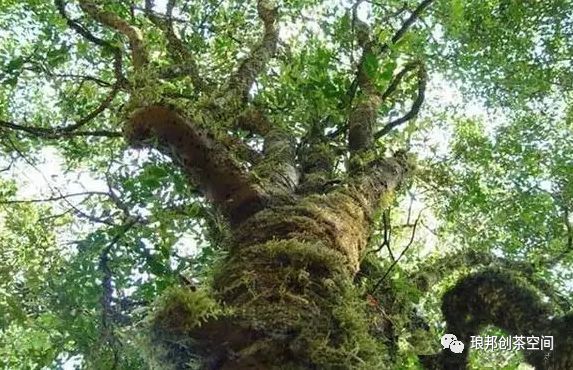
left=370, top=209, right=422, bottom=294
left=79, top=0, right=148, bottom=69
left=389, top=0, right=435, bottom=47
left=98, top=221, right=136, bottom=357
left=0, top=191, right=110, bottom=204
left=125, top=105, right=268, bottom=225
left=54, top=0, right=125, bottom=132
left=144, top=0, right=210, bottom=91
left=253, top=127, right=299, bottom=196
left=347, top=0, right=433, bottom=157
left=234, top=107, right=298, bottom=195
left=29, top=68, right=113, bottom=88
left=420, top=269, right=571, bottom=370
left=0, top=120, right=122, bottom=138
left=234, top=107, right=272, bottom=136
left=55, top=0, right=126, bottom=84
left=375, top=62, right=427, bottom=139
left=62, top=83, right=123, bottom=132
left=227, top=0, right=279, bottom=101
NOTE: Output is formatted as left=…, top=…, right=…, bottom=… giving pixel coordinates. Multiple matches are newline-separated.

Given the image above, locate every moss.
left=143, top=189, right=400, bottom=368
left=208, top=239, right=389, bottom=369
left=152, top=287, right=222, bottom=333
left=426, top=269, right=573, bottom=370
left=303, top=284, right=391, bottom=368
left=146, top=287, right=225, bottom=370
left=142, top=238, right=394, bottom=368
left=233, top=191, right=371, bottom=273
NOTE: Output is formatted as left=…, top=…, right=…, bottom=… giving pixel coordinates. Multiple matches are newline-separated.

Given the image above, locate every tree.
left=0, top=0, right=572, bottom=369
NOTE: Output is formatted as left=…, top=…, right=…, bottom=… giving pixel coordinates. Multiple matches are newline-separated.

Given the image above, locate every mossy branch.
left=79, top=0, right=148, bottom=69
left=297, top=118, right=339, bottom=194
left=144, top=0, right=210, bottom=91
left=347, top=0, right=434, bottom=162
left=125, top=105, right=268, bottom=225
left=253, top=127, right=299, bottom=196
left=226, top=0, right=279, bottom=101
left=420, top=269, right=573, bottom=370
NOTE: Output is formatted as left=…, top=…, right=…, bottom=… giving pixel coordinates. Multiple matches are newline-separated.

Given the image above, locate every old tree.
left=1, top=0, right=572, bottom=368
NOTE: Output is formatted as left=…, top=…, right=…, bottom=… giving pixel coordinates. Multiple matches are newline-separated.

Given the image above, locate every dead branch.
left=370, top=209, right=423, bottom=294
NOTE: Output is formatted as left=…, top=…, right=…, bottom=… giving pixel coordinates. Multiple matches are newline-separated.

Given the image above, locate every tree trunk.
left=141, top=120, right=411, bottom=368
left=125, top=104, right=573, bottom=370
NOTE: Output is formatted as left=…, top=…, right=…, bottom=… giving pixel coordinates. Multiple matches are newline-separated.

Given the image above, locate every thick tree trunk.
left=124, top=104, right=573, bottom=370
left=144, top=133, right=410, bottom=368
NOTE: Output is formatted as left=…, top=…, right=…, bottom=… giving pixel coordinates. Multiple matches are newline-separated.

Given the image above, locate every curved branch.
left=62, top=83, right=123, bottom=132
left=126, top=105, right=268, bottom=225
left=420, top=269, right=572, bottom=370
left=32, top=69, right=113, bottom=88
left=55, top=0, right=126, bottom=84
left=55, top=0, right=125, bottom=132
left=379, top=61, right=420, bottom=101
left=227, top=0, right=279, bottom=101
left=375, top=63, right=427, bottom=139
left=234, top=107, right=272, bottom=136
left=347, top=0, right=434, bottom=157
left=79, top=0, right=148, bottom=69
left=144, top=0, right=210, bottom=91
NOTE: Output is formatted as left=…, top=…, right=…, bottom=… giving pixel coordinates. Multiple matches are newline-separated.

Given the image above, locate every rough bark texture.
left=145, top=142, right=412, bottom=369
left=126, top=105, right=268, bottom=224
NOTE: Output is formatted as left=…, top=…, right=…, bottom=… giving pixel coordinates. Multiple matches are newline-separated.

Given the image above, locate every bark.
left=125, top=105, right=268, bottom=225
left=148, top=155, right=412, bottom=369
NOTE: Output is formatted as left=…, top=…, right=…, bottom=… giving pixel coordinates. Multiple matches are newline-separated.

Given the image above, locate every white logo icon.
left=441, top=333, right=465, bottom=353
